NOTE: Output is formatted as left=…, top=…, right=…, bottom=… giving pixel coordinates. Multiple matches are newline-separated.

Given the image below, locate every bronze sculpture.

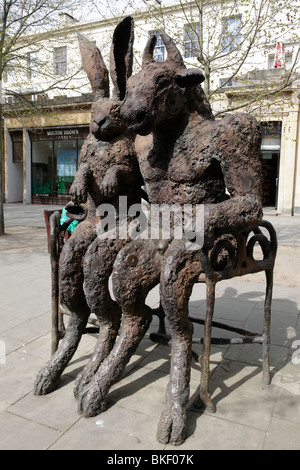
left=35, top=18, right=276, bottom=447
left=34, top=17, right=143, bottom=396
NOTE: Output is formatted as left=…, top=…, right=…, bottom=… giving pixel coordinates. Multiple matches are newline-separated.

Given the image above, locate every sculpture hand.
left=99, top=167, right=119, bottom=199
left=70, top=179, right=88, bottom=205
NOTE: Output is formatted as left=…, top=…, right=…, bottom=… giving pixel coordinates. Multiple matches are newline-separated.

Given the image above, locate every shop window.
left=31, top=131, right=87, bottom=203
left=32, top=141, right=53, bottom=196
left=54, top=140, right=77, bottom=196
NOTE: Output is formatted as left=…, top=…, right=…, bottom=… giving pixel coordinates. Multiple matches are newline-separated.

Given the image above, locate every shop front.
left=29, top=126, right=89, bottom=205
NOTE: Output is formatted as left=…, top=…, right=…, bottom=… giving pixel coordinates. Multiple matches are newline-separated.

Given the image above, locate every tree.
left=89, top=0, right=300, bottom=114
left=0, top=0, right=86, bottom=235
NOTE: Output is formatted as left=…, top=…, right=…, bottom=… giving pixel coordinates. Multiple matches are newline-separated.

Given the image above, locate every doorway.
left=261, top=152, right=279, bottom=208
left=260, top=122, right=281, bottom=209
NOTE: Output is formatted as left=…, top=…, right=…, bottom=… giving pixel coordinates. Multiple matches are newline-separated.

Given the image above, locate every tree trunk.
left=0, top=99, right=5, bottom=236
left=203, top=63, right=211, bottom=97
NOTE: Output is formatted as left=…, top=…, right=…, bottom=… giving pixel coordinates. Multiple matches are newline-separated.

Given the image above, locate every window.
left=27, top=52, right=39, bottom=79
left=219, top=77, right=233, bottom=88
left=268, top=51, right=293, bottom=70
left=4, top=60, right=15, bottom=83
left=30, top=127, right=88, bottom=203
left=10, top=131, right=23, bottom=163
left=55, top=140, right=78, bottom=196
left=221, top=15, right=242, bottom=53
left=150, top=31, right=165, bottom=62
left=184, top=23, right=200, bottom=58
left=53, top=46, right=67, bottom=75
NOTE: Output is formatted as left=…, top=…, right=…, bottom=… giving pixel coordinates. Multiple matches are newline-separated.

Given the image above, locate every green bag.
left=60, top=207, right=79, bottom=233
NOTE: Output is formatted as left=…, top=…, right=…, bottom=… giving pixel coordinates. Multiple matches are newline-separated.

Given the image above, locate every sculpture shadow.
left=55, top=283, right=298, bottom=445
left=185, top=284, right=299, bottom=441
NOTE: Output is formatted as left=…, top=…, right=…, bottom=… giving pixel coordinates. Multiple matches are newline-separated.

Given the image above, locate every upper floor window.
left=149, top=31, right=165, bottom=62
left=221, top=15, right=242, bottom=53
left=219, top=77, right=233, bottom=88
left=54, top=46, right=67, bottom=75
left=268, top=50, right=293, bottom=70
left=184, top=23, right=200, bottom=58
left=27, top=52, right=39, bottom=79
left=4, top=60, right=15, bottom=83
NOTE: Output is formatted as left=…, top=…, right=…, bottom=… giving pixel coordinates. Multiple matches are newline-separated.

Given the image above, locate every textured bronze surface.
left=34, top=17, right=142, bottom=398
left=34, top=20, right=277, bottom=447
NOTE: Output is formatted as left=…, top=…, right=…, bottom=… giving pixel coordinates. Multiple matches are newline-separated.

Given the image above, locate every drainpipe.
left=291, top=94, right=300, bottom=216
left=22, top=127, right=26, bottom=204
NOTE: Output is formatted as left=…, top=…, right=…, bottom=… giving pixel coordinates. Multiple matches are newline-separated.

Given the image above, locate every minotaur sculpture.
left=35, top=18, right=276, bottom=447
left=76, top=29, right=264, bottom=442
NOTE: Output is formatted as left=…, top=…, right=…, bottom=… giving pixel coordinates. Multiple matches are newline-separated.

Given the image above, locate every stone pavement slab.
left=0, top=204, right=299, bottom=450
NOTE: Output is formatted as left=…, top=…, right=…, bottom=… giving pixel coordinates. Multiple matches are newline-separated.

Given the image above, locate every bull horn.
left=142, top=35, right=157, bottom=67
left=160, top=31, right=184, bottom=66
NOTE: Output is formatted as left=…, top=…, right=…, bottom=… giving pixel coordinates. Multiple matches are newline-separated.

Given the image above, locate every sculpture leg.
left=199, top=278, right=217, bottom=413
left=262, top=268, right=273, bottom=385
left=34, top=221, right=96, bottom=395
left=157, top=240, right=202, bottom=446
left=73, top=238, right=126, bottom=398
left=77, top=239, right=161, bottom=417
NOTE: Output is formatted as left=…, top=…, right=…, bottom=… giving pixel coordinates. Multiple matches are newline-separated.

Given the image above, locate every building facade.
left=3, top=1, right=300, bottom=214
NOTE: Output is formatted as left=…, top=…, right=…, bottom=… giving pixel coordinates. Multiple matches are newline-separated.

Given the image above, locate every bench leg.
left=199, top=278, right=217, bottom=413
left=262, top=268, right=273, bottom=385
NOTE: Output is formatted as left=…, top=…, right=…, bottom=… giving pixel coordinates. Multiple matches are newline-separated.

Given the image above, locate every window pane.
left=221, top=15, right=242, bottom=53
left=28, top=52, right=39, bottom=79
left=184, top=24, right=199, bottom=58
left=150, top=31, right=165, bottom=61
left=32, top=141, right=53, bottom=196
left=54, top=140, right=77, bottom=196
left=54, top=46, right=67, bottom=75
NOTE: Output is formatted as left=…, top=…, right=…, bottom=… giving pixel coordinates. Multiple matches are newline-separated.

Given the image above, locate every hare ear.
left=78, top=33, right=109, bottom=99
left=110, top=16, right=134, bottom=101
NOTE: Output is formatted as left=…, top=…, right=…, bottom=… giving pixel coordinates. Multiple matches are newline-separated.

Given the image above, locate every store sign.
left=29, top=126, right=89, bottom=141
left=46, top=129, right=80, bottom=139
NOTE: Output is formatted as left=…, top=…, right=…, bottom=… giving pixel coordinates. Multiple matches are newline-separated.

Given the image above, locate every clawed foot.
left=78, top=380, right=108, bottom=417
left=74, top=361, right=100, bottom=398
left=157, top=403, right=187, bottom=446
left=33, top=365, right=61, bottom=395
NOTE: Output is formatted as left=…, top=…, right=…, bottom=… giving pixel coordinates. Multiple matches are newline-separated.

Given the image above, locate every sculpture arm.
left=100, top=164, right=144, bottom=199
left=204, top=114, right=263, bottom=247
left=70, top=163, right=92, bottom=205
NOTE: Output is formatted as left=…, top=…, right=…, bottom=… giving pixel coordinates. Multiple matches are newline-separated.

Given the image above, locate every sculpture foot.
left=157, top=403, right=187, bottom=446
left=73, top=363, right=100, bottom=398
left=33, top=366, right=61, bottom=395
left=199, top=392, right=216, bottom=414
left=78, top=381, right=108, bottom=417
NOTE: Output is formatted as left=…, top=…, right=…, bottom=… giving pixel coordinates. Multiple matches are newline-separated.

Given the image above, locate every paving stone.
left=0, top=411, right=62, bottom=450
left=206, top=360, right=279, bottom=431
left=8, top=378, right=81, bottom=432
left=0, top=205, right=299, bottom=450
left=262, top=416, right=300, bottom=450
left=49, top=405, right=165, bottom=450
left=169, top=413, right=266, bottom=450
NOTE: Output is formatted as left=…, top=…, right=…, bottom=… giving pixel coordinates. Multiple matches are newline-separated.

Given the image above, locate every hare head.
left=78, top=16, right=134, bottom=141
